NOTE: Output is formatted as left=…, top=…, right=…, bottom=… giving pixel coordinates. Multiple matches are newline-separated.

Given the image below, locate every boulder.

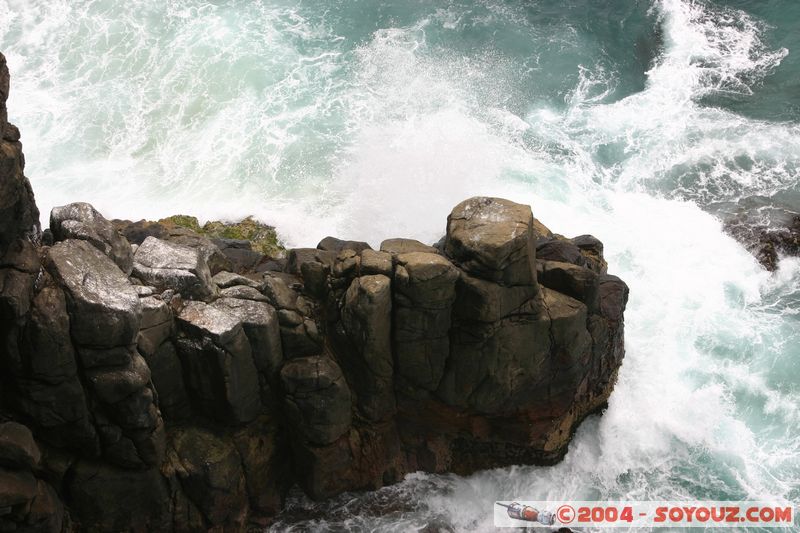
left=212, top=298, right=283, bottom=378
left=24, top=479, right=65, bottom=532
left=176, top=302, right=261, bottom=423
left=317, top=236, right=372, bottom=254
left=360, top=249, right=392, bottom=277
left=571, top=234, right=607, bottom=273
left=285, top=248, right=335, bottom=275
left=536, top=239, right=589, bottom=269
left=538, top=260, right=599, bottom=311
left=85, top=352, right=151, bottom=404
left=597, top=274, right=629, bottom=322
left=212, top=271, right=261, bottom=289
left=0, top=237, right=39, bottom=273
left=132, top=236, right=217, bottom=301
left=77, top=344, right=135, bottom=369
left=340, top=275, right=395, bottom=420
left=393, top=252, right=459, bottom=390
left=280, top=356, right=352, bottom=445
left=0, top=468, right=37, bottom=508
left=45, top=239, right=140, bottom=348
left=0, top=422, right=40, bottom=470
left=0, top=267, right=34, bottom=319
left=444, top=197, right=538, bottom=287
left=137, top=296, right=173, bottom=357
left=300, top=260, right=329, bottom=298
left=165, top=229, right=232, bottom=274
left=50, top=202, right=134, bottom=274
left=220, top=284, right=269, bottom=302
left=261, top=273, right=299, bottom=310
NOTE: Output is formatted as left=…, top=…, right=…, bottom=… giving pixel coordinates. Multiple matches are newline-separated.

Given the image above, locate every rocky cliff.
left=0, top=53, right=628, bottom=532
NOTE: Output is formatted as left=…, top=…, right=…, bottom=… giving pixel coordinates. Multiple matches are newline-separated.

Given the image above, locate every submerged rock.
left=724, top=210, right=800, bottom=271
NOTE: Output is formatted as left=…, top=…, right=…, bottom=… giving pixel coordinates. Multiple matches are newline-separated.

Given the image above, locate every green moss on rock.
left=158, top=214, right=284, bottom=258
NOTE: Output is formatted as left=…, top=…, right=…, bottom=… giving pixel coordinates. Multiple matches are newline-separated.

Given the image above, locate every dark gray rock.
left=77, top=344, right=136, bottom=369
left=536, top=239, right=589, bottom=269
left=220, top=285, right=269, bottom=302
left=67, top=461, right=172, bottom=532
left=380, top=238, right=438, bottom=256
left=317, top=236, right=372, bottom=254
left=280, top=356, right=352, bottom=445
left=163, top=228, right=232, bottom=275
left=169, top=427, right=248, bottom=528
left=360, top=249, right=392, bottom=276
left=85, top=352, right=151, bottom=404
left=393, top=252, right=459, bottom=391
left=19, top=285, right=78, bottom=384
left=210, top=237, right=266, bottom=272
left=538, top=260, right=600, bottom=311
left=444, top=197, right=538, bottom=287
left=453, top=271, right=538, bottom=323
left=0, top=267, right=35, bottom=319
left=340, top=275, right=395, bottom=420
left=440, top=312, right=551, bottom=412
left=212, top=271, right=261, bottom=289
left=142, top=341, right=191, bottom=421
left=597, top=274, right=629, bottom=322
left=45, top=239, right=141, bottom=348
left=300, top=260, right=329, bottom=299
left=0, top=468, right=37, bottom=508
left=285, top=248, right=336, bottom=275
left=0, top=422, right=40, bottom=470
left=133, top=236, right=217, bottom=301
left=261, top=273, right=299, bottom=310
left=176, top=301, right=261, bottom=423
left=212, top=298, right=283, bottom=378
left=137, top=296, right=173, bottom=357
left=50, top=202, right=134, bottom=275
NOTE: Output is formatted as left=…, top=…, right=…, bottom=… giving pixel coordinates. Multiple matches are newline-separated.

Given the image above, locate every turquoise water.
left=2, top=1, right=799, bottom=531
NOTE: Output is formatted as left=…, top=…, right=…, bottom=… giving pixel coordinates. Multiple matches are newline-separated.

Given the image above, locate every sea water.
left=1, top=1, right=798, bottom=531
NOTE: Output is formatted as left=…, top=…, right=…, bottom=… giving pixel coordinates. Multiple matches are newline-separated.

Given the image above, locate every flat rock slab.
left=380, top=238, right=438, bottom=256
left=133, top=237, right=216, bottom=301
left=46, top=239, right=140, bottom=348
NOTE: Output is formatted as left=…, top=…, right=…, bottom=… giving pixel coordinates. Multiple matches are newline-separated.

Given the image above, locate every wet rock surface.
left=0, top=56, right=629, bottom=532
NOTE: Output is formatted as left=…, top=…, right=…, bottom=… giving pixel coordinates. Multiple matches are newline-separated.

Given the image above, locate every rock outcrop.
left=0, top=54, right=628, bottom=531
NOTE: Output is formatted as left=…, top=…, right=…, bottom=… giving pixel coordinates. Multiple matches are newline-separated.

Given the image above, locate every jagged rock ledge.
left=0, top=53, right=627, bottom=531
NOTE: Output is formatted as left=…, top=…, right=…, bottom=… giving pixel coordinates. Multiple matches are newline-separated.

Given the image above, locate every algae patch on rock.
left=160, top=215, right=285, bottom=258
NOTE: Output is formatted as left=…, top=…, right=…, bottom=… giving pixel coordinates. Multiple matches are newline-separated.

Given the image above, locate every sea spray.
left=2, top=0, right=799, bottom=530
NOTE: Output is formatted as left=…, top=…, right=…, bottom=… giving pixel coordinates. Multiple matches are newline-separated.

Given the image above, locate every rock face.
left=0, top=56, right=628, bottom=532
left=50, top=202, right=134, bottom=275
